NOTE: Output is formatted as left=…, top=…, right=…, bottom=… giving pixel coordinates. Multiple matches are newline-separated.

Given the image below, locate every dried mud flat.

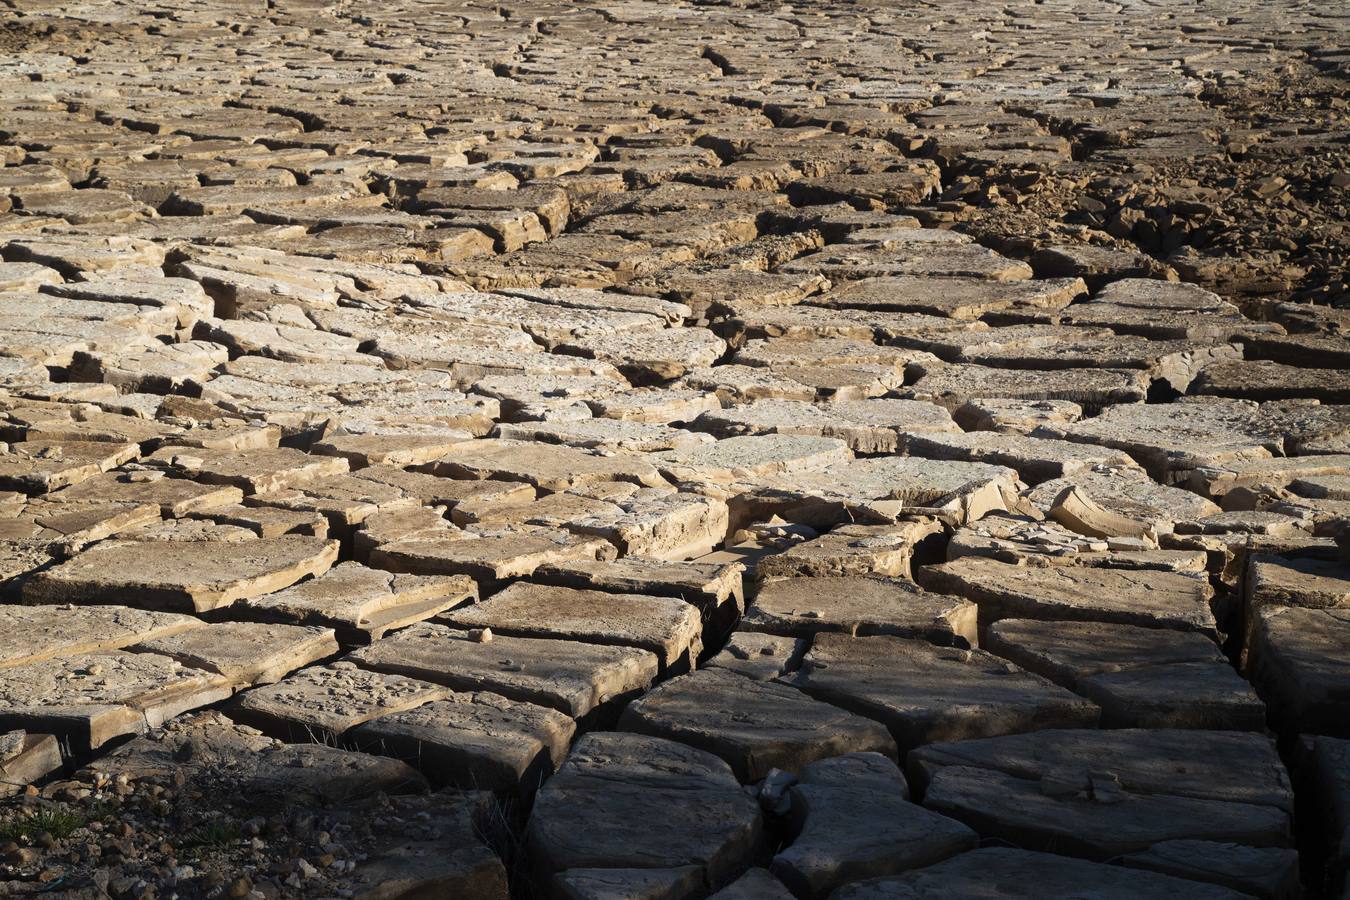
left=0, top=0, right=1348, bottom=897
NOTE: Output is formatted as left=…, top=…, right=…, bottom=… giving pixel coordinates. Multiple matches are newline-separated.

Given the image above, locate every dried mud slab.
left=130, top=621, right=338, bottom=687
left=240, top=561, right=477, bottom=645
left=349, top=622, right=658, bottom=721
left=743, top=576, right=977, bottom=646
left=369, top=528, right=616, bottom=588
left=0, top=440, right=140, bottom=494
left=0, top=605, right=203, bottom=669
left=348, top=692, right=575, bottom=793
left=908, top=728, right=1293, bottom=812
left=985, top=619, right=1265, bottom=730
left=527, top=732, right=763, bottom=887
left=1247, top=605, right=1350, bottom=736
left=919, top=556, right=1218, bottom=635
left=0, top=0, right=1347, bottom=893
left=83, top=711, right=428, bottom=804
left=532, top=557, right=745, bottom=615
left=1119, top=841, right=1300, bottom=900
left=770, top=753, right=977, bottom=898
left=782, top=634, right=1100, bottom=751
left=709, top=869, right=795, bottom=900
left=755, top=521, right=941, bottom=581
left=23, top=534, right=339, bottom=612
left=0, top=730, right=62, bottom=797
left=618, top=669, right=897, bottom=781
left=0, top=650, right=233, bottom=748
left=441, top=582, right=703, bottom=671
left=831, top=848, right=1249, bottom=899
left=228, top=662, right=450, bottom=743
left=705, top=633, right=808, bottom=685
left=336, top=792, right=509, bottom=899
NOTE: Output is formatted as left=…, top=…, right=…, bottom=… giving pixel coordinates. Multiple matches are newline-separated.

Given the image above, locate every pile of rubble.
left=0, top=0, right=1348, bottom=897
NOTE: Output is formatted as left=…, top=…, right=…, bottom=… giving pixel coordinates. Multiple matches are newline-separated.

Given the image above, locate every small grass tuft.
left=179, top=819, right=242, bottom=851
left=0, top=806, right=88, bottom=842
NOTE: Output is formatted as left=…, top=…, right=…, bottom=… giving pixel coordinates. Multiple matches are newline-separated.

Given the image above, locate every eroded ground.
left=0, top=0, right=1349, bottom=897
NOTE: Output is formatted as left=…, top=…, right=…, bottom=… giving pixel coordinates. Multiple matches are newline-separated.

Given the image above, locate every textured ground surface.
left=0, top=0, right=1349, bottom=897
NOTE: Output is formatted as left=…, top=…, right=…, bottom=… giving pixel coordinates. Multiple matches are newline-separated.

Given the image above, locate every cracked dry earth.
left=1, top=1, right=1350, bottom=899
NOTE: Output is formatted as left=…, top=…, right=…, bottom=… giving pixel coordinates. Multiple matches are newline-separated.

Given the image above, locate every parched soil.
left=0, top=0, right=1348, bottom=898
